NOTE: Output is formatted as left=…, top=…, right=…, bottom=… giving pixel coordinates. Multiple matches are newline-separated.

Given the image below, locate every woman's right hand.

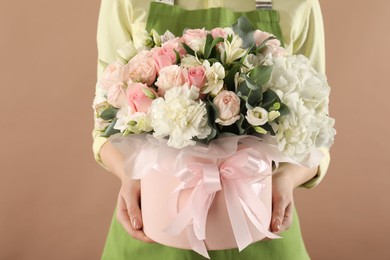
left=116, top=176, right=154, bottom=243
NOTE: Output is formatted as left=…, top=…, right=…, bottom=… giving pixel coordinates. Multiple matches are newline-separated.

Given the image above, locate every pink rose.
left=181, top=28, right=209, bottom=52
left=162, top=37, right=187, bottom=60
left=253, top=29, right=285, bottom=57
left=213, top=90, right=241, bottom=126
left=98, top=61, right=127, bottom=90
left=188, top=66, right=206, bottom=89
left=126, top=50, right=157, bottom=86
left=155, top=65, right=189, bottom=94
left=107, top=82, right=127, bottom=108
left=210, top=28, right=227, bottom=39
left=126, top=82, right=157, bottom=113
left=151, top=47, right=175, bottom=72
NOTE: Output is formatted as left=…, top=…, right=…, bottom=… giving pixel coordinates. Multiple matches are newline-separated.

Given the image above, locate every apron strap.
left=256, top=0, right=273, bottom=10
left=155, top=0, right=174, bottom=6
left=155, top=0, right=273, bottom=9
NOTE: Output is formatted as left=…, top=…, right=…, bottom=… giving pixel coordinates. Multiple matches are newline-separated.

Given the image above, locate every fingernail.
left=132, top=218, right=141, bottom=229
left=274, top=219, right=281, bottom=231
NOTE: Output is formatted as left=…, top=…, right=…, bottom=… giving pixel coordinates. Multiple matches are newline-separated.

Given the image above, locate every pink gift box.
left=141, top=168, right=273, bottom=250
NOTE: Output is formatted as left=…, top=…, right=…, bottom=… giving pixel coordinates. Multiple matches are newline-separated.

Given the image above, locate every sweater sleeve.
left=292, top=0, right=331, bottom=188
left=92, top=0, right=133, bottom=170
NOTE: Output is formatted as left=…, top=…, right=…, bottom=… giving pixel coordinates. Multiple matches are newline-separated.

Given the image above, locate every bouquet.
left=92, top=16, right=335, bottom=258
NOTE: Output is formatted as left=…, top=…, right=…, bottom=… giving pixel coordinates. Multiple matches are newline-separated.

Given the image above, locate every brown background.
left=1, top=0, right=389, bottom=259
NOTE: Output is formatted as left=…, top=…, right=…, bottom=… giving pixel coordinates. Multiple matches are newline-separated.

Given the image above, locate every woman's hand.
left=270, top=163, right=318, bottom=234
left=116, top=175, right=154, bottom=243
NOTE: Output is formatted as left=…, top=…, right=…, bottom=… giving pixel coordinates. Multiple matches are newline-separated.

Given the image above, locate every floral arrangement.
left=92, top=16, right=336, bottom=257
left=93, top=16, right=335, bottom=164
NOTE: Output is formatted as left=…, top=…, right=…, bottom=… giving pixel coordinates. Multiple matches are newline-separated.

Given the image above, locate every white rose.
left=202, top=60, right=225, bottom=96
left=246, top=107, right=269, bottom=126
left=150, top=86, right=211, bottom=148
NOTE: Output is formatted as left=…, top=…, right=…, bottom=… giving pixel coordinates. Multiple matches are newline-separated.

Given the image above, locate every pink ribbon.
left=164, top=161, right=221, bottom=258
left=219, top=148, right=281, bottom=251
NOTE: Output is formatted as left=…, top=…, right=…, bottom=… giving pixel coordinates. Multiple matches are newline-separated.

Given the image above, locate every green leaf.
left=100, top=107, right=118, bottom=121
left=203, top=35, right=224, bottom=59
left=231, top=16, right=256, bottom=49
left=174, top=49, right=181, bottom=64
left=205, top=99, right=219, bottom=142
left=182, top=42, right=195, bottom=56
left=203, top=34, right=214, bottom=59
left=101, top=118, right=120, bottom=137
left=225, top=63, right=241, bottom=91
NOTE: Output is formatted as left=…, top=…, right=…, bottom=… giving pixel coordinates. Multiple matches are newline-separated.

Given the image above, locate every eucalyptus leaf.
left=245, top=75, right=260, bottom=90
left=100, top=107, right=118, bottom=121
left=232, top=16, right=256, bottom=49
left=236, top=114, right=246, bottom=135
left=237, top=80, right=250, bottom=96
left=262, top=89, right=280, bottom=109
left=254, top=36, right=278, bottom=54
left=278, top=103, right=290, bottom=116
left=247, top=88, right=262, bottom=107
left=101, top=118, right=120, bottom=137
left=249, top=65, right=273, bottom=86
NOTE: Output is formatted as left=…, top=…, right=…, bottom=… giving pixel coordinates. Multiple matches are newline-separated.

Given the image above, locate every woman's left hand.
left=270, top=163, right=318, bottom=234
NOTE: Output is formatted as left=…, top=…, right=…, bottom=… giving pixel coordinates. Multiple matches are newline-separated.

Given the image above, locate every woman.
left=92, top=0, right=331, bottom=259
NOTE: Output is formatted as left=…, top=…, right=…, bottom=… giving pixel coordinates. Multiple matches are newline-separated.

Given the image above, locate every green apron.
left=102, top=1, right=310, bottom=259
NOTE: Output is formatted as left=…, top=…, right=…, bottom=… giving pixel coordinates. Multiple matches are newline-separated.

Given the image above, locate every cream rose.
left=126, top=50, right=157, bottom=86
left=155, top=65, right=189, bottom=94
left=213, top=90, right=241, bottom=126
left=98, top=61, right=126, bottom=90
left=107, top=82, right=127, bottom=108
left=182, top=28, right=208, bottom=52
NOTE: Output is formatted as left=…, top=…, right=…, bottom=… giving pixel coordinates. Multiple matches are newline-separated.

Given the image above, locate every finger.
left=116, top=195, right=154, bottom=243
left=271, top=194, right=288, bottom=233
left=280, top=202, right=294, bottom=232
left=125, top=187, right=143, bottom=231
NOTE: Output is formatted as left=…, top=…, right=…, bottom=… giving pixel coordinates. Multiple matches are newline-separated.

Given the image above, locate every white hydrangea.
left=150, top=86, right=211, bottom=149
left=267, top=55, right=336, bottom=161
